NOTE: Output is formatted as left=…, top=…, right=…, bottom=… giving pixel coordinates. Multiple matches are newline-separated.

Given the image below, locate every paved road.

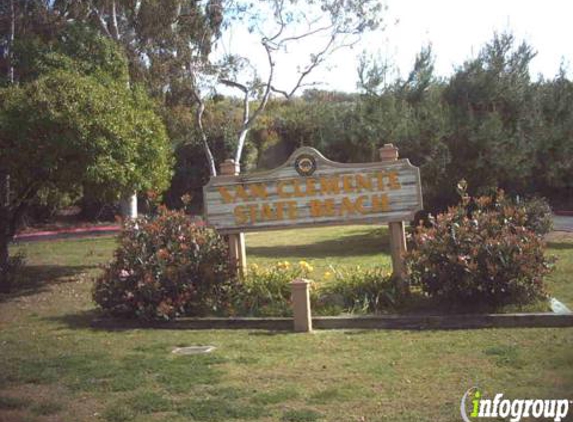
left=553, top=215, right=573, bottom=232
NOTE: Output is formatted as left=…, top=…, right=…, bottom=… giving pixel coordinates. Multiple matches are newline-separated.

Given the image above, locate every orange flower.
left=157, top=248, right=169, bottom=260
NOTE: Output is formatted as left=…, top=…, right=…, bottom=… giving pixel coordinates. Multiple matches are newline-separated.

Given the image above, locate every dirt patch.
left=0, top=384, right=104, bottom=422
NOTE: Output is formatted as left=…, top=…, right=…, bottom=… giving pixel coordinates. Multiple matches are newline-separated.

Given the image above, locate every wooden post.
left=220, top=159, right=247, bottom=275
left=291, top=279, right=312, bottom=332
left=379, top=144, right=407, bottom=279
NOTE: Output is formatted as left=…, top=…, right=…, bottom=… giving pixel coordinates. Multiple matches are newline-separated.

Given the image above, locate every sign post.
left=379, top=144, right=408, bottom=279
left=204, top=146, right=423, bottom=278
left=219, top=159, right=247, bottom=275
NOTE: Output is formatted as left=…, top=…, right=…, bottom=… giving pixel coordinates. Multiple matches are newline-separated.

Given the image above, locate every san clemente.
left=217, top=171, right=402, bottom=225
left=203, top=145, right=423, bottom=278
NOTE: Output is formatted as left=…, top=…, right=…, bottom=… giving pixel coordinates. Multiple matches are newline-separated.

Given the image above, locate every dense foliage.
left=93, top=209, right=236, bottom=320
left=317, top=267, right=403, bottom=314
left=0, top=24, right=173, bottom=290
left=233, top=261, right=311, bottom=317
left=233, top=262, right=400, bottom=317
left=4, top=3, right=571, bottom=214
left=405, top=187, right=553, bottom=308
left=0, top=71, right=172, bottom=201
left=164, top=34, right=572, bottom=212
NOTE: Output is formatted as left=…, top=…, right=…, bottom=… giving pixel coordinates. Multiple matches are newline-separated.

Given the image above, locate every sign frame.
left=203, top=146, right=423, bottom=235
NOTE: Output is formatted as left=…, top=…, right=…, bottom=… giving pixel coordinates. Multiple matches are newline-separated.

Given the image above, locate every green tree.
left=46, top=0, right=223, bottom=215
left=531, top=67, right=573, bottom=205
left=0, top=70, right=172, bottom=291
left=442, top=33, right=538, bottom=200
left=357, top=45, right=451, bottom=209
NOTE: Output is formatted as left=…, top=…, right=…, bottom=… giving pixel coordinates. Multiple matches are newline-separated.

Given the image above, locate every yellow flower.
left=299, top=261, right=313, bottom=272
left=324, top=271, right=333, bottom=279
left=276, top=261, right=291, bottom=271
left=251, top=263, right=259, bottom=271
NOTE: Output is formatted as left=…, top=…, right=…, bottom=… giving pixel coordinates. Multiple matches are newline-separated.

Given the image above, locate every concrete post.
left=220, top=159, right=247, bottom=275
left=379, top=144, right=407, bottom=279
left=291, top=278, right=312, bottom=332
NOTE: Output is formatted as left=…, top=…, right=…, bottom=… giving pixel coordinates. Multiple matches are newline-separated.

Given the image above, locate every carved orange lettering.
left=372, top=194, right=390, bottom=212
left=286, top=201, right=298, bottom=219
left=235, top=185, right=249, bottom=201
left=320, top=176, right=340, bottom=195
left=218, top=186, right=235, bottom=203
left=355, top=174, right=372, bottom=192
left=340, top=196, right=357, bottom=215
left=375, top=171, right=387, bottom=191
left=292, top=179, right=306, bottom=197
left=275, top=202, right=286, bottom=220
left=343, top=175, right=355, bottom=193
left=323, top=199, right=336, bottom=216
left=247, top=204, right=258, bottom=223
left=261, top=203, right=276, bottom=220
left=388, top=171, right=401, bottom=190
left=309, top=199, right=323, bottom=217
left=233, top=205, right=248, bottom=224
left=249, top=184, right=268, bottom=200
left=355, top=195, right=368, bottom=214
left=277, top=180, right=292, bottom=198
left=306, top=178, right=317, bottom=197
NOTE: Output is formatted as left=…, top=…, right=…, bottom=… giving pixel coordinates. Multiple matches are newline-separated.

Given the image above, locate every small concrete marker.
left=550, top=298, right=572, bottom=315
left=172, top=346, right=216, bottom=355
left=291, top=278, right=313, bottom=332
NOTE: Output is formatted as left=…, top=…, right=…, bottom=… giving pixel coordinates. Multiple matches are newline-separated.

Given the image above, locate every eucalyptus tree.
left=186, top=0, right=385, bottom=176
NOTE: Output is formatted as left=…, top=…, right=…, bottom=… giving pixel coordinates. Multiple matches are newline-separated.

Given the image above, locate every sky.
left=217, top=0, right=573, bottom=94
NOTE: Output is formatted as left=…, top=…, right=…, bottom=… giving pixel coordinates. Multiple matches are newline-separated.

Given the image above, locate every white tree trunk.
left=120, top=193, right=138, bottom=219
left=9, top=0, right=15, bottom=84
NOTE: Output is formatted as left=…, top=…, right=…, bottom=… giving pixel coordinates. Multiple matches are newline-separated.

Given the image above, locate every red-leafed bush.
left=93, top=208, right=236, bottom=320
left=405, top=186, right=554, bottom=308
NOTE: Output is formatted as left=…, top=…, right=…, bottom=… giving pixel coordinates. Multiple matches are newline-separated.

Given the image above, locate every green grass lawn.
left=1, top=226, right=572, bottom=422
left=247, top=226, right=392, bottom=272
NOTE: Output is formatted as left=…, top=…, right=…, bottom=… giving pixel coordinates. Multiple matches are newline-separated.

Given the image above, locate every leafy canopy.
left=0, top=69, right=172, bottom=203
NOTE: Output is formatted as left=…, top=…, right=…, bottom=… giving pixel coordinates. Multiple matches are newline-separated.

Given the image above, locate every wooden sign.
left=203, top=147, right=423, bottom=233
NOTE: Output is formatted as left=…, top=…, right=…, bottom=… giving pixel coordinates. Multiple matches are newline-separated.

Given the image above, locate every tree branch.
left=89, top=1, right=112, bottom=39
left=267, top=0, right=286, bottom=42
left=189, top=70, right=217, bottom=177
left=232, top=40, right=275, bottom=163
left=133, top=0, right=142, bottom=19
left=111, top=0, right=120, bottom=41
left=275, top=24, right=334, bottom=46
left=282, top=34, right=335, bottom=99
left=220, top=79, right=248, bottom=94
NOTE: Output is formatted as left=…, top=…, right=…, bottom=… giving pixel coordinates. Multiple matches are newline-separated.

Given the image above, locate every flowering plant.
left=405, top=186, right=554, bottom=308
left=315, top=266, right=400, bottom=314
left=93, top=207, right=236, bottom=320
left=232, top=260, right=313, bottom=316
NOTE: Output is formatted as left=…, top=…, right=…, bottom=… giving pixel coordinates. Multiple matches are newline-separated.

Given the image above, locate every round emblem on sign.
left=294, top=154, right=317, bottom=176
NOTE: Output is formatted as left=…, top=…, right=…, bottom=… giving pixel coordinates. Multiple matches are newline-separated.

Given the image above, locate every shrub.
left=316, top=267, right=401, bottom=314
left=405, top=188, right=553, bottom=309
left=93, top=208, right=236, bottom=320
left=514, top=196, right=553, bottom=236
left=233, top=261, right=312, bottom=317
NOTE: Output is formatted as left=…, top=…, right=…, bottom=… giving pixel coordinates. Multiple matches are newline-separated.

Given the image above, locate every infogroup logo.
left=461, top=387, right=571, bottom=422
